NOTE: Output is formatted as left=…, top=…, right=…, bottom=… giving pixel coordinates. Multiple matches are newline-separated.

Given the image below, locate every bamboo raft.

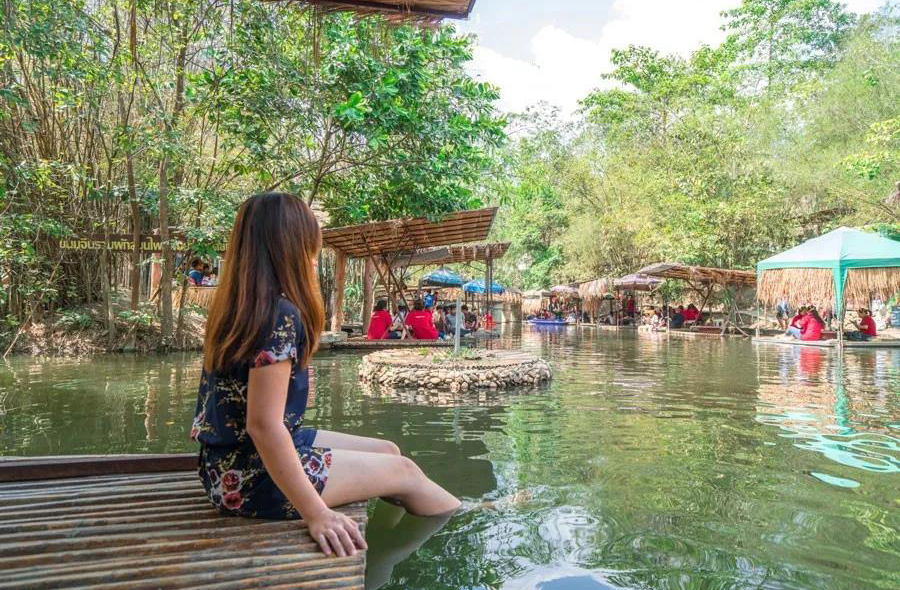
left=751, top=337, right=900, bottom=349
left=0, top=454, right=367, bottom=590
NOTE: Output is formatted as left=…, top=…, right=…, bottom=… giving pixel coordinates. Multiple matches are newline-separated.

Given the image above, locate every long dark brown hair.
left=807, top=308, right=825, bottom=327
left=204, top=193, right=324, bottom=372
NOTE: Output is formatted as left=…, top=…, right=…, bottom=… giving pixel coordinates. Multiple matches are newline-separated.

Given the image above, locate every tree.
left=722, top=0, right=855, bottom=93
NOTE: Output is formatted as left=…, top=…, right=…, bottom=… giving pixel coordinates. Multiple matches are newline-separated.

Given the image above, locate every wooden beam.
left=330, top=250, right=348, bottom=332
left=0, top=454, right=197, bottom=482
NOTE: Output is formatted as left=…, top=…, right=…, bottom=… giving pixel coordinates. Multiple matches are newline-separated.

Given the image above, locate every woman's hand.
left=306, top=507, right=368, bottom=557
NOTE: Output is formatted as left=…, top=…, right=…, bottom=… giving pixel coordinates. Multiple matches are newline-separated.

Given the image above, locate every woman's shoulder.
left=272, top=298, right=304, bottom=334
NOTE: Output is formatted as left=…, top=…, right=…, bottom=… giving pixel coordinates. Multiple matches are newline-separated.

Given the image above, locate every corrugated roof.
left=638, top=262, right=757, bottom=286
left=322, top=208, right=497, bottom=258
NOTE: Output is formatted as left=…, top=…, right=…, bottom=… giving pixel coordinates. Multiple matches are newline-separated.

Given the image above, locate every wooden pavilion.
left=267, top=0, right=477, bottom=23
left=320, top=208, right=501, bottom=332
left=637, top=262, right=757, bottom=335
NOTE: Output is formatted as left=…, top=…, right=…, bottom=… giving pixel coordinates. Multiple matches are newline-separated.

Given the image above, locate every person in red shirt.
left=789, top=306, right=808, bottom=329
left=848, top=308, right=877, bottom=341
left=366, top=300, right=393, bottom=340
left=404, top=299, right=439, bottom=340
left=788, top=307, right=824, bottom=341
left=683, top=304, right=699, bottom=323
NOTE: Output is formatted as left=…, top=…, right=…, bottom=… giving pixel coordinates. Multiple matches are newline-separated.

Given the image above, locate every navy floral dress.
left=191, top=298, right=332, bottom=519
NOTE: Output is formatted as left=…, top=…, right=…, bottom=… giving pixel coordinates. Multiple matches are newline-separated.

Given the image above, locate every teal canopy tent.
left=757, top=227, right=900, bottom=317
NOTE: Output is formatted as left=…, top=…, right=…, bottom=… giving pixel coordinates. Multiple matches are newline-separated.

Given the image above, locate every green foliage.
left=56, top=309, right=93, bottom=330
left=489, top=1, right=898, bottom=287
left=0, top=0, right=503, bottom=331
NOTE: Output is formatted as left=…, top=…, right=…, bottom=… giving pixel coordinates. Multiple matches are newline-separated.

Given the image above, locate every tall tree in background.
left=722, top=0, right=854, bottom=93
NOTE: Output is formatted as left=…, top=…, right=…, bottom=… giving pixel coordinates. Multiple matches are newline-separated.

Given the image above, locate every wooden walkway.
left=0, top=455, right=367, bottom=590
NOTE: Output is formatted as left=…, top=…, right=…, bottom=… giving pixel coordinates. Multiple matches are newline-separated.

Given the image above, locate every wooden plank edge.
left=0, top=454, right=198, bottom=482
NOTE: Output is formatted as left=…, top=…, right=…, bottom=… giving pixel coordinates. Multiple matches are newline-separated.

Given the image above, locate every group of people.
left=366, top=297, right=484, bottom=341
left=187, top=258, right=218, bottom=286
left=782, top=304, right=877, bottom=341
left=640, top=303, right=702, bottom=330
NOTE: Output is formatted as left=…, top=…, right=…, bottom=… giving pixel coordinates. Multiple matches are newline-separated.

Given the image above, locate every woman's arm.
left=247, top=361, right=366, bottom=557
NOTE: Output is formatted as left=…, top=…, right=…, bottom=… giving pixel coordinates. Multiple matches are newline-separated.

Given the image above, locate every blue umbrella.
left=463, top=279, right=505, bottom=294
left=420, top=268, right=466, bottom=288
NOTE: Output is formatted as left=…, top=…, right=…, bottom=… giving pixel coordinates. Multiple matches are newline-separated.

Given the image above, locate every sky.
left=455, top=0, right=887, bottom=116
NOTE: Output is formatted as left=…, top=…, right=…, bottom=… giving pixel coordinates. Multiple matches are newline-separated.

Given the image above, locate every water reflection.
left=0, top=329, right=898, bottom=589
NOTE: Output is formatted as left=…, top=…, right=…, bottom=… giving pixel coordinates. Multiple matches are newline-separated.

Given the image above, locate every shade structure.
left=757, top=227, right=900, bottom=314
left=550, top=285, right=579, bottom=295
left=390, top=242, right=509, bottom=268
left=463, top=279, right=504, bottom=294
left=421, top=268, right=466, bottom=288
left=264, top=1, right=477, bottom=23
left=321, top=208, right=497, bottom=259
left=614, top=273, right=662, bottom=291
left=637, top=263, right=756, bottom=286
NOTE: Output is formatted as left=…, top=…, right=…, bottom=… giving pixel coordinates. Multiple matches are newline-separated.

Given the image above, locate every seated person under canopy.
left=405, top=299, right=439, bottom=340
left=786, top=307, right=824, bottom=341
left=847, top=308, right=877, bottom=341
left=366, top=300, right=393, bottom=340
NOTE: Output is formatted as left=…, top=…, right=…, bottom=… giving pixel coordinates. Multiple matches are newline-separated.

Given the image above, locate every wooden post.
left=361, top=257, right=375, bottom=334
left=330, top=250, right=347, bottom=333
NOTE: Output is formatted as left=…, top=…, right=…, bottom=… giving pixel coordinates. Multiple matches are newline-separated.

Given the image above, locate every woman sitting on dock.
left=789, top=306, right=808, bottom=330
left=787, top=307, right=824, bottom=341
left=193, top=193, right=460, bottom=558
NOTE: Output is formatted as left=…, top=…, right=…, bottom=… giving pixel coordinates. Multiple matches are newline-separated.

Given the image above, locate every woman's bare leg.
left=312, top=429, right=400, bottom=455
left=321, top=449, right=459, bottom=516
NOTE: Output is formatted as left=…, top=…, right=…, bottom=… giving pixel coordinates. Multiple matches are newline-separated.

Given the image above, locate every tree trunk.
left=125, top=0, right=140, bottom=310
left=158, top=17, right=190, bottom=349
left=330, top=250, right=347, bottom=332
left=361, top=256, right=375, bottom=334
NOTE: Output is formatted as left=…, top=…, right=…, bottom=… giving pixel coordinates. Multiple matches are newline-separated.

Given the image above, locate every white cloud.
left=467, top=0, right=886, bottom=116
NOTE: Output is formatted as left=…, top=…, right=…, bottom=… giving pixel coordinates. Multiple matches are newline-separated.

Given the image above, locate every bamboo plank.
left=0, top=467, right=367, bottom=589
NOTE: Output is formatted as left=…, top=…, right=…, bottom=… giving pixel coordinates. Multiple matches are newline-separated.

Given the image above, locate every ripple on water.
left=1, top=328, right=898, bottom=590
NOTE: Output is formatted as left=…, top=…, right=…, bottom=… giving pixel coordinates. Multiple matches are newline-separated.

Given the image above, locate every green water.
left=1, top=327, right=898, bottom=589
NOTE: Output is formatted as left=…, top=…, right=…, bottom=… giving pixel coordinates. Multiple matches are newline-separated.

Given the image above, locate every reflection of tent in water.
left=754, top=347, right=897, bottom=474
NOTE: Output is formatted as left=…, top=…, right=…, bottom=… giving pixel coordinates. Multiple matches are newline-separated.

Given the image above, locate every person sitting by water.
left=388, top=305, right=409, bottom=340
left=789, top=306, right=808, bottom=330
left=683, top=303, right=700, bottom=324
left=787, top=307, right=824, bottom=341
left=405, top=299, right=439, bottom=340
left=366, top=299, right=393, bottom=340
left=462, top=305, right=479, bottom=332
left=445, top=306, right=460, bottom=336
left=192, top=192, right=459, bottom=560
left=847, top=308, right=877, bottom=341
left=669, top=305, right=685, bottom=329
left=433, top=306, right=447, bottom=338
left=188, top=258, right=205, bottom=286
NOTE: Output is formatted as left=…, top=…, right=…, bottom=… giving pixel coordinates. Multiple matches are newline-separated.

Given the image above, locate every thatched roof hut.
left=757, top=227, right=900, bottom=314
left=578, top=279, right=613, bottom=317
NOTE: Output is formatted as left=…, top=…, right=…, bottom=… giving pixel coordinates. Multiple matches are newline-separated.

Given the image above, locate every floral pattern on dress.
left=191, top=298, right=330, bottom=520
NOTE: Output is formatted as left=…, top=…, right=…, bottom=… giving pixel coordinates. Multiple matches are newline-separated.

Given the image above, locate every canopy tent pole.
left=329, top=250, right=347, bottom=332
left=454, top=296, right=462, bottom=353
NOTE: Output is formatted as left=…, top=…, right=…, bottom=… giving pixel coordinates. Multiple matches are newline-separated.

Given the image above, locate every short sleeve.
left=252, top=302, right=301, bottom=368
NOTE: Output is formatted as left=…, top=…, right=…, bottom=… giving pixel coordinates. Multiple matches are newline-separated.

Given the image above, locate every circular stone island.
left=358, top=348, right=551, bottom=392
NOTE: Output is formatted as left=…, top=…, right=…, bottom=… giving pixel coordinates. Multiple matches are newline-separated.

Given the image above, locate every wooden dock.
left=0, top=454, right=367, bottom=589
left=751, top=337, right=900, bottom=349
